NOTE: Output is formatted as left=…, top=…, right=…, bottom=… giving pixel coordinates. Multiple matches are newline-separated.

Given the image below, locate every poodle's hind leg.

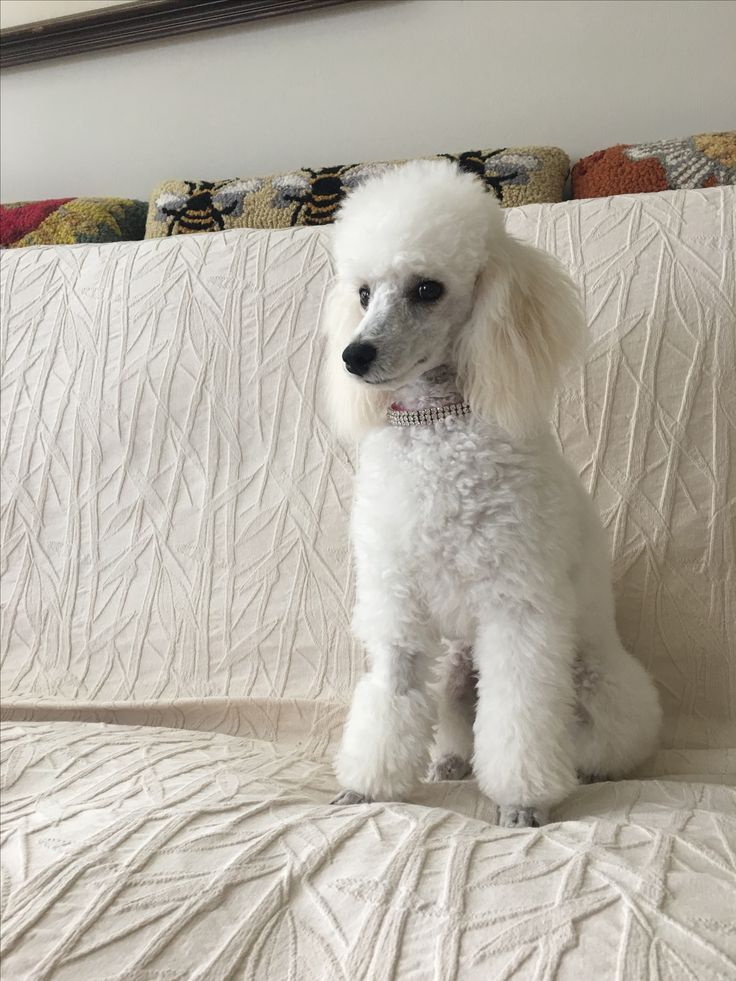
left=427, top=642, right=476, bottom=782
left=334, top=638, right=441, bottom=803
left=574, top=640, right=662, bottom=782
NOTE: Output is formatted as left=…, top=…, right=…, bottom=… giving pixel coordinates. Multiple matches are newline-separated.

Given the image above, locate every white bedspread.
left=1, top=188, right=734, bottom=978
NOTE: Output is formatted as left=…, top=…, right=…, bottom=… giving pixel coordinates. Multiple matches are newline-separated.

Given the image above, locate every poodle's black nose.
left=342, top=342, right=377, bottom=376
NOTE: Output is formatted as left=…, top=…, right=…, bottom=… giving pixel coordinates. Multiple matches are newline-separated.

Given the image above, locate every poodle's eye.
left=359, top=286, right=370, bottom=309
left=414, top=280, right=444, bottom=303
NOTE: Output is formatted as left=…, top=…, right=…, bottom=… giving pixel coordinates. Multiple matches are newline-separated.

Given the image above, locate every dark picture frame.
left=0, top=0, right=364, bottom=69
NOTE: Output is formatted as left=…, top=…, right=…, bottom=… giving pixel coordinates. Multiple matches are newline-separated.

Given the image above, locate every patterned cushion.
left=1, top=197, right=147, bottom=248
left=144, top=146, right=569, bottom=238
left=571, top=131, right=736, bottom=199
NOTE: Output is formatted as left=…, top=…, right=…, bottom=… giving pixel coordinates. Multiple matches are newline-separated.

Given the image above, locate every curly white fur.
left=322, top=160, right=662, bottom=827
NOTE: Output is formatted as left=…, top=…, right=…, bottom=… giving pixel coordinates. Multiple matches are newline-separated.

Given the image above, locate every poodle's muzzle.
left=340, top=307, right=444, bottom=388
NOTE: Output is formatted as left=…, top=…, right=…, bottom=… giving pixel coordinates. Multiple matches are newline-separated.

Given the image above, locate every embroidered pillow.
left=571, top=132, right=736, bottom=199
left=145, top=146, right=569, bottom=238
left=1, top=197, right=147, bottom=248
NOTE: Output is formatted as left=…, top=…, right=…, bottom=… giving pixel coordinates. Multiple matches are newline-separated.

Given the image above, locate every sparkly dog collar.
left=387, top=401, right=472, bottom=427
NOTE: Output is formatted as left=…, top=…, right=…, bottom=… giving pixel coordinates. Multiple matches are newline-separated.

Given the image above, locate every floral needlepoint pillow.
left=1, top=197, right=147, bottom=248
left=571, top=132, right=736, bottom=199
left=145, top=146, right=569, bottom=238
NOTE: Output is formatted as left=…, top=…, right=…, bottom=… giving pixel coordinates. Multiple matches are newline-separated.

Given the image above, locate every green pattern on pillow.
left=2, top=198, right=147, bottom=248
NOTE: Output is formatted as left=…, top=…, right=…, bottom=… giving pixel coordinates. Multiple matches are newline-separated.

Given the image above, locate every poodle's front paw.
left=498, top=805, right=549, bottom=828
left=427, top=754, right=472, bottom=782
left=330, top=789, right=373, bottom=806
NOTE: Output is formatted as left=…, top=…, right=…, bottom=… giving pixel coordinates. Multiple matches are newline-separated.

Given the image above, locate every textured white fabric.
left=1, top=188, right=733, bottom=749
left=1, top=721, right=735, bottom=980
left=1, top=188, right=735, bottom=977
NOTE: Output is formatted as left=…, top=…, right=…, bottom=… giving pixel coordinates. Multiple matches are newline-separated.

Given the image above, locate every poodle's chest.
left=353, top=425, right=537, bottom=567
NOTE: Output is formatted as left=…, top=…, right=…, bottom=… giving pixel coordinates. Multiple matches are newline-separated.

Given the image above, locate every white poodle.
left=322, top=159, right=661, bottom=827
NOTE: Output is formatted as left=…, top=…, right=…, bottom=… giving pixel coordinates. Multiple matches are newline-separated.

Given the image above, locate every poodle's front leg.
left=473, top=609, right=578, bottom=827
left=334, top=640, right=438, bottom=802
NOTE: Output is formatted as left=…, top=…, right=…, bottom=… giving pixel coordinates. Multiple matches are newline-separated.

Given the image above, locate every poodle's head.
left=321, top=158, right=584, bottom=439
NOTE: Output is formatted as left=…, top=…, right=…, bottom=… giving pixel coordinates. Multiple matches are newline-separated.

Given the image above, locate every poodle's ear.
left=320, top=280, right=389, bottom=441
left=455, top=237, right=585, bottom=437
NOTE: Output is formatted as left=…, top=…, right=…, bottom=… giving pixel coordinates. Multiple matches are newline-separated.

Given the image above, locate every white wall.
left=1, top=1, right=129, bottom=30
left=1, top=0, right=734, bottom=202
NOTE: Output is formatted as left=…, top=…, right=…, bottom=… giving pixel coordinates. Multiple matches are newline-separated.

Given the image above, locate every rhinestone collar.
left=387, top=401, right=472, bottom=427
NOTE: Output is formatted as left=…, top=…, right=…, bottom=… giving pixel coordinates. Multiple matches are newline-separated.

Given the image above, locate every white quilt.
left=1, top=188, right=734, bottom=978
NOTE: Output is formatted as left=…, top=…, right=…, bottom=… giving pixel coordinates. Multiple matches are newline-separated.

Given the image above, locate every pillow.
left=145, top=146, right=569, bottom=238
left=571, top=131, right=736, bottom=199
left=1, top=197, right=147, bottom=248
